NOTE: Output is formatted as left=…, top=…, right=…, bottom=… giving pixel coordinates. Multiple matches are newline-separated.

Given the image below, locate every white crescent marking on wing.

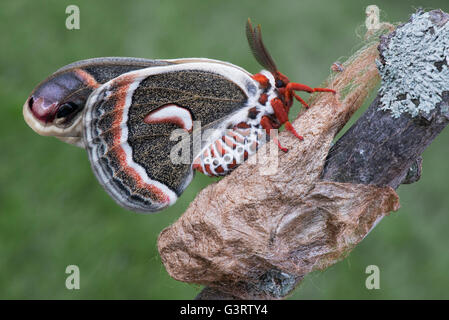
left=144, top=104, right=193, bottom=132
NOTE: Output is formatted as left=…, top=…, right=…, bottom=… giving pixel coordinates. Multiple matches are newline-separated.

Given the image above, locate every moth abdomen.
left=192, top=122, right=267, bottom=177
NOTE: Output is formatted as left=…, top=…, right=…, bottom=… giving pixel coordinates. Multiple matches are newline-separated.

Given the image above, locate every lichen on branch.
left=378, top=10, right=449, bottom=118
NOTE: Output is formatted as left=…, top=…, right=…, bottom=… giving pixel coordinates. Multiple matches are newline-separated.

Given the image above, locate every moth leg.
left=260, top=115, right=288, bottom=152
left=284, top=121, right=304, bottom=141
left=286, top=82, right=336, bottom=108
left=287, top=82, right=336, bottom=94
left=270, top=98, right=288, bottom=123
left=292, top=92, right=309, bottom=109
left=270, top=98, right=304, bottom=141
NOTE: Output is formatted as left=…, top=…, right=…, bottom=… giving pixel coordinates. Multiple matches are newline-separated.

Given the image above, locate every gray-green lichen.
left=377, top=10, right=449, bottom=118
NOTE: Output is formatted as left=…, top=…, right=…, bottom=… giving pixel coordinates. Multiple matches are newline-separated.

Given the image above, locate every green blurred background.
left=1, top=0, right=448, bottom=299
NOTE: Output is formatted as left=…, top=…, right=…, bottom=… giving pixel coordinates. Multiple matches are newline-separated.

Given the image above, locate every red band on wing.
left=74, top=69, right=100, bottom=89
left=109, top=75, right=170, bottom=204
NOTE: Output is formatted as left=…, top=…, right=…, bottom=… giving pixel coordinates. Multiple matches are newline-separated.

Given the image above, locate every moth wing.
left=24, top=57, right=176, bottom=145
left=83, top=62, right=258, bottom=212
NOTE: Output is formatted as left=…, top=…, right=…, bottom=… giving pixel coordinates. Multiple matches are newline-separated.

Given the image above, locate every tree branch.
left=158, top=8, right=449, bottom=300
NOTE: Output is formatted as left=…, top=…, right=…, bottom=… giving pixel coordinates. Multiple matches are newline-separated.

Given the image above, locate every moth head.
left=246, top=18, right=291, bottom=88
left=23, top=68, right=98, bottom=147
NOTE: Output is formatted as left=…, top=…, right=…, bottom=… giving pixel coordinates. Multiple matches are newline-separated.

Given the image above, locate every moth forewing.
left=82, top=61, right=262, bottom=212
